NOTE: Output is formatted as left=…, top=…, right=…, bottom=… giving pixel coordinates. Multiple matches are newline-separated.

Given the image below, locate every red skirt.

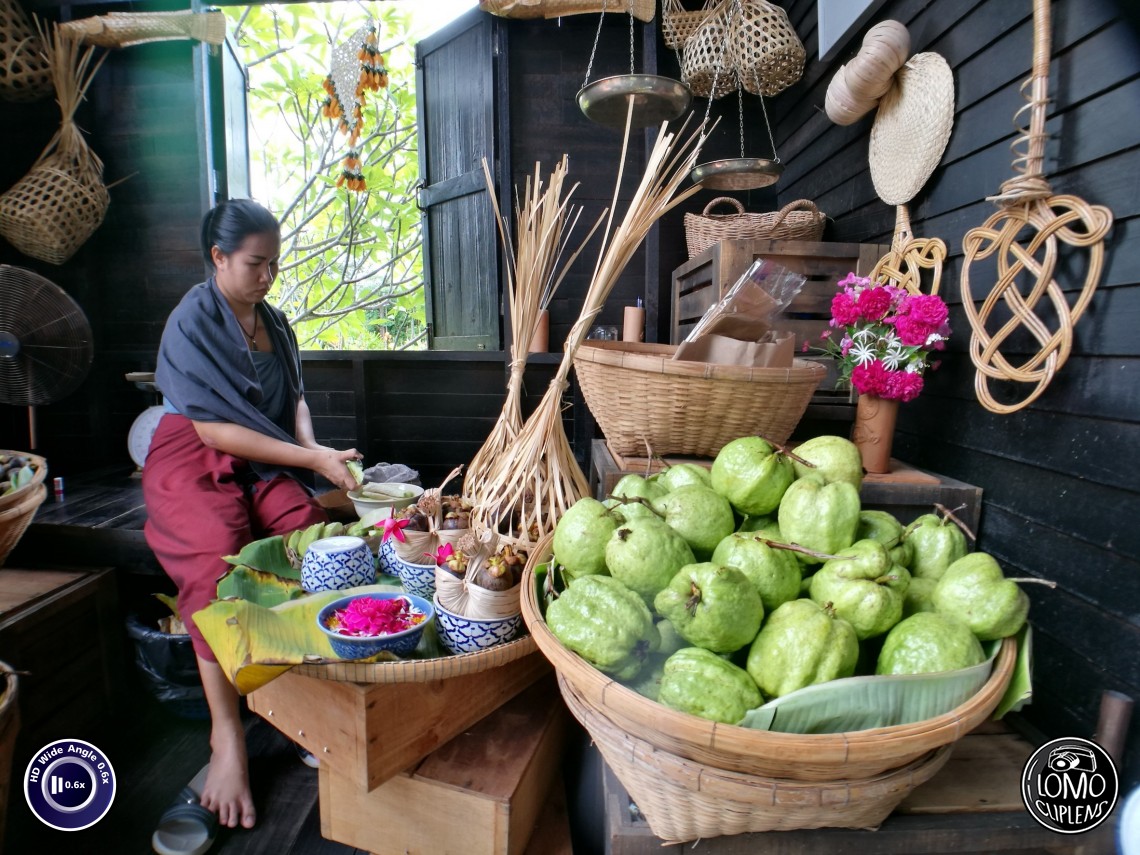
left=142, top=414, right=326, bottom=661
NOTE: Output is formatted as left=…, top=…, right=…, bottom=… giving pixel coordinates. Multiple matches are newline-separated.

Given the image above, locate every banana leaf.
left=222, top=534, right=300, bottom=579
left=216, top=565, right=306, bottom=606
left=993, top=623, right=1033, bottom=719
left=192, top=582, right=445, bottom=694
left=739, top=639, right=1005, bottom=734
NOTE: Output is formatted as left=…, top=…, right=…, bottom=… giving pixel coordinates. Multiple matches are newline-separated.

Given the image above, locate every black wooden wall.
left=757, top=0, right=1139, bottom=786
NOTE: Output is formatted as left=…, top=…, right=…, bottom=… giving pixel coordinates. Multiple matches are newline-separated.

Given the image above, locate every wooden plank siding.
left=765, top=0, right=1140, bottom=787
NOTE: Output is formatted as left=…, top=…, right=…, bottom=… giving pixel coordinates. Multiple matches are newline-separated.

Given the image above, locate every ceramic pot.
left=851, top=394, right=898, bottom=474
left=301, top=535, right=376, bottom=592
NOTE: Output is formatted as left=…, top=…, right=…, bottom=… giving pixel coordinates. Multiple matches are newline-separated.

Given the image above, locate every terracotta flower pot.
left=851, top=394, right=898, bottom=474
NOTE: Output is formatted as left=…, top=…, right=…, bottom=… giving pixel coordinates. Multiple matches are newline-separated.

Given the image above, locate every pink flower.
left=327, top=596, right=425, bottom=637
left=857, top=287, right=892, bottom=321
left=903, top=294, right=949, bottom=328
left=850, top=360, right=891, bottom=396
left=885, top=371, right=925, bottom=402
left=428, top=542, right=455, bottom=567
left=381, top=516, right=410, bottom=543
left=892, top=315, right=933, bottom=347
left=830, top=292, right=861, bottom=327
left=838, top=272, right=872, bottom=292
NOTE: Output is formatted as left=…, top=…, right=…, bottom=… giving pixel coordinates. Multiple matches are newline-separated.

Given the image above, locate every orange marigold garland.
left=323, top=22, right=388, bottom=193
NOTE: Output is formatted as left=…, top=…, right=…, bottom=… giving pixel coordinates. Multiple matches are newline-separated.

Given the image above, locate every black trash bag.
left=125, top=614, right=209, bottom=720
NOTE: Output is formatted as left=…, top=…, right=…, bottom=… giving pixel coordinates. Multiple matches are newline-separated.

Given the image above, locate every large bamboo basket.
left=0, top=661, right=18, bottom=849
left=521, top=535, right=1018, bottom=783
left=573, top=340, right=825, bottom=457
left=559, top=671, right=953, bottom=839
left=0, top=453, right=47, bottom=567
left=0, top=451, right=47, bottom=512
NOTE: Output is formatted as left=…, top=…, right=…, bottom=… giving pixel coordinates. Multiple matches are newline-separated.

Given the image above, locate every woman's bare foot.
left=200, top=733, right=256, bottom=829
left=196, top=655, right=257, bottom=829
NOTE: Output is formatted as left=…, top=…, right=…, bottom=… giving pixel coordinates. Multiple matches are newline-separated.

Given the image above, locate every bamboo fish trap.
left=959, top=0, right=1113, bottom=414
left=0, top=24, right=110, bottom=265
left=471, top=103, right=706, bottom=549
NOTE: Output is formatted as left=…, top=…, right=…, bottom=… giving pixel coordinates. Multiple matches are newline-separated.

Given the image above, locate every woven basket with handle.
left=680, top=0, right=737, bottom=99
left=684, top=196, right=825, bottom=259
left=521, top=536, right=1018, bottom=785
left=572, top=340, right=825, bottom=457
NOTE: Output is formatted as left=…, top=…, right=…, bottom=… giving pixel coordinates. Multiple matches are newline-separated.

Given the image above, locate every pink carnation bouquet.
left=816, top=273, right=951, bottom=402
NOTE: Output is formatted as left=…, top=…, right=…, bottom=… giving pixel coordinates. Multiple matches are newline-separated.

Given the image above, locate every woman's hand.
left=311, top=447, right=362, bottom=491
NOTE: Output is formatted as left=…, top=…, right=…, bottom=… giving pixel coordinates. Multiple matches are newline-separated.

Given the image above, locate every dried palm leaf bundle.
left=463, top=156, right=600, bottom=501
left=472, top=104, right=706, bottom=548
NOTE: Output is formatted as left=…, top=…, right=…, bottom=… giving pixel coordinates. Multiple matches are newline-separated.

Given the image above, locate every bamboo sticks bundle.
left=472, top=103, right=707, bottom=548
left=463, top=156, right=599, bottom=501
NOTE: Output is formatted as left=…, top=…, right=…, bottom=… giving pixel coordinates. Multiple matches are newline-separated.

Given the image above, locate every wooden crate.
left=602, top=726, right=1118, bottom=854
left=0, top=567, right=122, bottom=750
left=319, top=676, right=569, bottom=855
left=588, top=439, right=983, bottom=533
left=248, top=648, right=551, bottom=792
left=671, top=238, right=889, bottom=349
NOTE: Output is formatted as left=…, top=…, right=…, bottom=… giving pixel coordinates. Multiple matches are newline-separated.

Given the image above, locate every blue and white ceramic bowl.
left=432, top=594, right=522, bottom=655
left=376, top=536, right=401, bottom=577
left=301, top=535, right=376, bottom=593
left=317, top=592, right=433, bottom=659
left=394, top=554, right=437, bottom=600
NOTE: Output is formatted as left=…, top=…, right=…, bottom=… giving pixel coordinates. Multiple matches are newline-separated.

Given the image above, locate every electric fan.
left=0, top=264, right=94, bottom=448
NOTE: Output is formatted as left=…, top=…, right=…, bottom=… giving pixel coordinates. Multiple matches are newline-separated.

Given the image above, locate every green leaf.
left=993, top=623, right=1033, bottom=719
left=739, top=643, right=1003, bottom=734
left=222, top=535, right=300, bottom=579
left=217, top=566, right=305, bottom=607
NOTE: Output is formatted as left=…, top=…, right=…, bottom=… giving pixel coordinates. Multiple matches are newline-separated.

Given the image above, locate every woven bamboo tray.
left=0, top=483, right=47, bottom=567
left=560, top=671, right=953, bottom=839
left=573, top=340, right=825, bottom=457
left=521, top=535, right=1018, bottom=782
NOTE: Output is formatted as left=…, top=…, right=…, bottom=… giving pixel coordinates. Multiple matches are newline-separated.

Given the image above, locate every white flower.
left=881, top=341, right=907, bottom=370
left=849, top=339, right=877, bottom=365
left=925, top=332, right=946, bottom=348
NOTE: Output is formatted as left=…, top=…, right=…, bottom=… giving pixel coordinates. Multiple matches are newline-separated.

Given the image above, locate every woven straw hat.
left=869, top=52, right=955, bottom=205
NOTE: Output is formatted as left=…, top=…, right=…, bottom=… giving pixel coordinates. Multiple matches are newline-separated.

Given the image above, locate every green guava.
left=551, top=497, right=617, bottom=582
left=746, top=599, right=859, bottom=698
left=808, top=539, right=910, bottom=639
left=789, top=434, right=864, bottom=488
left=651, top=484, right=736, bottom=560
left=654, top=562, right=763, bottom=654
left=605, top=515, right=695, bottom=606
left=710, top=531, right=801, bottom=613
left=650, top=462, right=712, bottom=492
left=876, top=612, right=986, bottom=675
left=710, top=435, right=794, bottom=516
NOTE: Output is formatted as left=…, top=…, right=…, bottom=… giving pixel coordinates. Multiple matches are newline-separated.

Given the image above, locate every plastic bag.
left=363, top=462, right=420, bottom=486
left=125, top=614, right=208, bottom=719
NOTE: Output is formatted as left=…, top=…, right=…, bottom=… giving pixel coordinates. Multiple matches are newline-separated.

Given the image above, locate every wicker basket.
left=0, top=450, right=47, bottom=512
left=684, top=197, right=826, bottom=259
left=661, top=0, right=713, bottom=50
left=559, top=671, right=954, bottom=839
left=521, top=537, right=1019, bottom=783
left=0, top=483, right=46, bottom=567
left=0, top=662, right=18, bottom=849
left=728, top=0, right=806, bottom=97
left=0, top=0, right=52, bottom=102
left=680, top=0, right=736, bottom=99
left=573, top=340, right=825, bottom=457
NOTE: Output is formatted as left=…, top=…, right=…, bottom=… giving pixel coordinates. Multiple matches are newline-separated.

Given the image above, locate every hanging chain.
left=628, top=0, right=635, bottom=75
left=737, top=81, right=746, bottom=158
left=583, top=0, right=609, bottom=89
left=758, top=85, right=780, bottom=162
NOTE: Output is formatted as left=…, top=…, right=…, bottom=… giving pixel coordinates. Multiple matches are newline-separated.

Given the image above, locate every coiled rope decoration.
left=870, top=204, right=946, bottom=297
left=959, top=0, right=1112, bottom=414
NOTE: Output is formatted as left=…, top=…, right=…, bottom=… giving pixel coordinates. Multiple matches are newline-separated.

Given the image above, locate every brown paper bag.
left=674, top=330, right=795, bottom=368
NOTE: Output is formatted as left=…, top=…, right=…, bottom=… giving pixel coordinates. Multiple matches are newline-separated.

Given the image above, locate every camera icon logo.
left=1046, top=746, right=1097, bottom=773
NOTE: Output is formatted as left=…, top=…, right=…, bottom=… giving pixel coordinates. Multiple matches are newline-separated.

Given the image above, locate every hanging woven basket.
left=0, top=0, right=52, bottom=102
left=729, top=0, right=805, bottom=97
left=0, top=24, right=110, bottom=265
left=661, top=0, right=714, bottom=50
left=680, top=0, right=737, bottom=99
